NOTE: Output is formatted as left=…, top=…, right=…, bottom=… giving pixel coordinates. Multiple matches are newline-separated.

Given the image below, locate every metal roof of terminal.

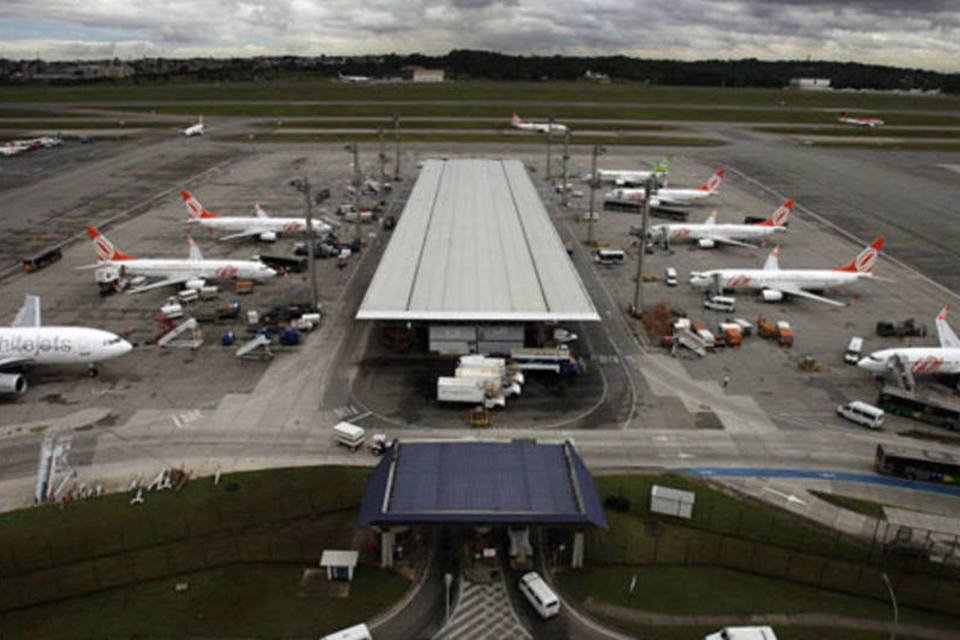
left=356, top=158, right=600, bottom=322
left=358, top=439, right=607, bottom=529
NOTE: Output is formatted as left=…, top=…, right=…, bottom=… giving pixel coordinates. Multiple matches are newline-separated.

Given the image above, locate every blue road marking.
left=680, top=467, right=960, bottom=497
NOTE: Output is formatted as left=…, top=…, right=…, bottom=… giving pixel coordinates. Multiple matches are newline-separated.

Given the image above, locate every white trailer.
left=437, top=377, right=506, bottom=409
left=705, top=627, right=778, bottom=640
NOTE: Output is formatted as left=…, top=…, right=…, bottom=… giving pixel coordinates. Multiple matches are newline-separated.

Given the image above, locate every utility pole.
left=561, top=130, right=570, bottom=208
left=292, top=178, right=319, bottom=311
left=347, top=142, right=362, bottom=241
left=545, top=116, right=554, bottom=181
left=632, top=175, right=654, bottom=315
left=882, top=573, right=899, bottom=640
left=587, top=145, right=605, bottom=246
left=378, top=126, right=387, bottom=181
left=393, top=114, right=401, bottom=181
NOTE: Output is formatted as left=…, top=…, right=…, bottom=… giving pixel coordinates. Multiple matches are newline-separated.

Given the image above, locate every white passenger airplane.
left=605, top=169, right=724, bottom=207
left=338, top=72, right=370, bottom=83
left=838, top=112, right=885, bottom=128
left=0, top=294, right=132, bottom=393
left=649, top=199, right=793, bottom=249
left=689, top=236, right=885, bottom=306
left=859, top=305, right=960, bottom=376
left=594, top=157, right=671, bottom=186
left=180, top=116, right=205, bottom=137
left=85, top=226, right=276, bottom=293
left=510, top=113, right=568, bottom=133
left=182, top=191, right=332, bottom=242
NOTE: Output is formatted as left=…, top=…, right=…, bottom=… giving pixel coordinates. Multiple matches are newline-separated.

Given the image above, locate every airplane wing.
left=708, top=236, right=759, bottom=249
left=127, top=275, right=195, bottom=294
left=12, top=294, right=41, bottom=328
left=0, top=355, right=34, bottom=369
left=218, top=229, right=264, bottom=241
left=936, top=305, right=960, bottom=348
left=771, top=284, right=845, bottom=307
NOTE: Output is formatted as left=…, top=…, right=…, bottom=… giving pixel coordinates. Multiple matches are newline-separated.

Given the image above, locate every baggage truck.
left=437, top=377, right=506, bottom=409
left=332, top=422, right=365, bottom=450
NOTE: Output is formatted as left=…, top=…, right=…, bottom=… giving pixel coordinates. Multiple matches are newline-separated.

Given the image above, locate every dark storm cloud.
left=0, top=0, right=956, bottom=71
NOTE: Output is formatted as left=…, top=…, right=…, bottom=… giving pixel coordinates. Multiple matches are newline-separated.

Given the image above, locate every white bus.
left=518, top=572, right=560, bottom=619
left=593, top=249, right=625, bottom=265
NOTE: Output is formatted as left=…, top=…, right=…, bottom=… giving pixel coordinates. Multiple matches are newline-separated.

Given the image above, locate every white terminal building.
left=357, top=158, right=600, bottom=355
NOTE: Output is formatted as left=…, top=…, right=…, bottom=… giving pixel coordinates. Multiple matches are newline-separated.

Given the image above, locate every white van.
left=594, top=249, right=625, bottom=266
left=664, top=267, right=678, bottom=287
left=518, top=571, right=560, bottom=619
left=843, top=336, right=864, bottom=365
left=332, top=422, right=366, bottom=450
left=321, top=623, right=373, bottom=640
left=836, top=401, right=885, bottom=429
left=704, top=295, right=736, bottom=312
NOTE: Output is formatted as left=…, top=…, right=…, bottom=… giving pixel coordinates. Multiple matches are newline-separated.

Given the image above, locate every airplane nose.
left=856, top=357, right=881, bottom=372
left=119, top=339, right=133, bottom=355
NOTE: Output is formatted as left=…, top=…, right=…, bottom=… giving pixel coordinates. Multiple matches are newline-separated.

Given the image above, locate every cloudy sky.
left=0, top=0, right=957, bottom=72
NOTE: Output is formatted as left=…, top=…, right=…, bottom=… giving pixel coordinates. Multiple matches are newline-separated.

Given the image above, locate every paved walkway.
left=584, top=600, right=960, bottom=640
left=436, top=576, right=531, bottom=640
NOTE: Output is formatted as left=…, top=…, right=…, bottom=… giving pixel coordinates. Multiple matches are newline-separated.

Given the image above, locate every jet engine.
left=259, top=231, right=277, bottom=242
left=761, top=289, right=784, bottom=302
left=697, top=238, right=716, bottom=249
left=0, top=373, right=27, bottom=394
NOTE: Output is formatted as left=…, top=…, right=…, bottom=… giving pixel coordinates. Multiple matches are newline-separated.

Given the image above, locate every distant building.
left=584, top=70, right=610, bottom=83
left=411, top=67, right=445, bottom=83
left=789, top=77, right=832, bottom=91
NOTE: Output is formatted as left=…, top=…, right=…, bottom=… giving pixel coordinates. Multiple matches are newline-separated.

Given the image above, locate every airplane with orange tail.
left=82, top=226, right=276, bottom=293
left=689, top=237, right=885, bottom=306
left=182, top=191, right=332, bottom=242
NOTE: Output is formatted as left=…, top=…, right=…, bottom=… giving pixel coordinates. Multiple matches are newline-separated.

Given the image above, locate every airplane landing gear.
left=88, top=363, right=100, bottom=378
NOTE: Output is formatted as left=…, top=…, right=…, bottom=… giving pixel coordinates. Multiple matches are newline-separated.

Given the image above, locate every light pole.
left=444, top=572, right=454, bottom=621
left=632, top=175, right=655, bottom=315
left=587, top=145, right=605, bottom=246
left=345, top=143, right=362, bottom=241
left=545, top=116, right=554, bottom=181
left=290, top=177, right=318, bottom=311
left=378, top=126, right=387, bottom=181
left=393, top=114, right=401, bottom=181
left=882, top=573, right=899, bottom=640
left=561, top=130, right=570, bottom=208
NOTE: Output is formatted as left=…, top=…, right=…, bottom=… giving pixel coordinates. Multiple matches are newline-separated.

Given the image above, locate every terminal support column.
left=571, top=531, right=585, bottom=569
left=381, top=529, right=395, bottom=569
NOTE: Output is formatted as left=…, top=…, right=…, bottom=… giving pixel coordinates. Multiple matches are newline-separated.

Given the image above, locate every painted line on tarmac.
left=681, top=466, right=960, bottom=497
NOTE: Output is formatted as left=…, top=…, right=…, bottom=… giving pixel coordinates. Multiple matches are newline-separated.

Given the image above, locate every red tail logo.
left=86, top=226, right=134, bottom=261
left=181, top=191, right=217, bottom=219
left=835, top=237, right=884, bottom=273
left=700, top=169, right=724, bottom=192
left=759, top=198, right=794, bottom=227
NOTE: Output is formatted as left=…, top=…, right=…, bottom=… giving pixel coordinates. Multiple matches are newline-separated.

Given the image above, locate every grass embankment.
left=216, top=132, right=726, bottom=147
left=555, top=473, right=960, bottom=638
left=0, top=564, right=408, bottom=640
left=2, top=80, right=959, bottom=112
left=560, top=566, right=960, bottom=640
left=809, top=491, right=887, bottom=519
left=0, top=466, right=409, bottom=639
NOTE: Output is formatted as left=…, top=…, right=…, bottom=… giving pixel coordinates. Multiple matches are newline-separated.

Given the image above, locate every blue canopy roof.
left=358, top=440, right=607, bottom=529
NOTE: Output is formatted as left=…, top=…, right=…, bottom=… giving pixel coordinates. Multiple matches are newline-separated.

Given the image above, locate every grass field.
left=81, top=103, right=960, bottom=126
left=0, top=120, right=172, bottom=130
left=559, top=566, right=959, bottom=640
left=804, top=140, right=960, bottom=151
left=217, top=132, right=726, bottom=146
left=0, top=563, right=409, bottom=639
left=2, top=80, right=959, bottom=112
